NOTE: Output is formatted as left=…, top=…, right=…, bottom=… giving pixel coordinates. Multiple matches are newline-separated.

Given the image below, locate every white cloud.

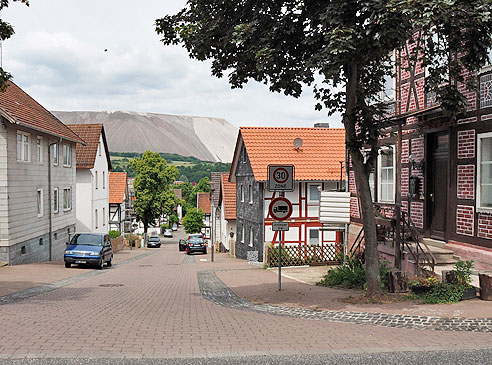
left=1, top=0, right=342, bottom=128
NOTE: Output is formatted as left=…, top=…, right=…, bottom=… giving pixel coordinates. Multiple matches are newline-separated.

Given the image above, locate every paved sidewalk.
left=0, top=246, right=148, bottom=297
left=215, top=254, right=492, bottom=319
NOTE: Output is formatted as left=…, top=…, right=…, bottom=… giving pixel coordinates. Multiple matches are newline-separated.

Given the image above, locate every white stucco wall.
left=75, top=134, right=109, bottom=233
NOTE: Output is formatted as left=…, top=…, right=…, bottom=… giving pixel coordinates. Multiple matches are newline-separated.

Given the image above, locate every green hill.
left=110, top=152, right=230, bottom=183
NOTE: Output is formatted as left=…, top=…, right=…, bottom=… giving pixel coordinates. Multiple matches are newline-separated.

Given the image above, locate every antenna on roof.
left=293, top=138, right=303, bottom=152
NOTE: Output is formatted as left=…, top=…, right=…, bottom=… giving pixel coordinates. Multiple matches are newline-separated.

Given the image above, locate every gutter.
left=48, top=137, right=62, bottom=261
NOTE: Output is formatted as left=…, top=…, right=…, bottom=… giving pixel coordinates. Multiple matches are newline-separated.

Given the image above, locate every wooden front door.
left=426, top=132, right=449, bottom=240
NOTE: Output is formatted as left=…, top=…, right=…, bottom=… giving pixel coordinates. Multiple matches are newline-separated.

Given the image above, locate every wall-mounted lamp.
left=409, top=154, right=425, bottom=172
left=229, top=231, right=235, bottom=238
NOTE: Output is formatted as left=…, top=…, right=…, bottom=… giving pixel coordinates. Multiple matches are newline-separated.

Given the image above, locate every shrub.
left=409, top=276, right=440, bottom=289
left=453, top=260, right=474, bottom=287
left=317, top=256, right=391, bottom=290
left=419, top=283, right=465, bottom=304
left=109, top=230, right=121, bottom=239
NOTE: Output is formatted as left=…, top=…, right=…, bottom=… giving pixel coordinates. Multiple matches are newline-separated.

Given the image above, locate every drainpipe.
left=344, top=147, right=350, bottom=259
left=48, top=137, right=62, bottom=261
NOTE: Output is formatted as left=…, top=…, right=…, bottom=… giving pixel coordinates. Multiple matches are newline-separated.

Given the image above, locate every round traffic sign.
left=273, top=167, right=289, bottom=184
left=269, top=197, right=293, bottom=221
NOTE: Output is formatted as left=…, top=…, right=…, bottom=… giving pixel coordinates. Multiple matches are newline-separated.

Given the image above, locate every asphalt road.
left=1, top=349, right=492, bottom=364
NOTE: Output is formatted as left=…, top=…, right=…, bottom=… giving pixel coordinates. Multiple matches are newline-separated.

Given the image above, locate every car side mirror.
left=66, top=242, right=69, bottom=246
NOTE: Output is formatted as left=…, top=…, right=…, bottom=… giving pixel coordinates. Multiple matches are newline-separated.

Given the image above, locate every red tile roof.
left=109, top=172, right=127, bottom=204
left=231, top=127, right=346, bottom=181
left=0, top=82, right=84, bottom=143
left=220, top=173, right=236, bottom=220
left=197, top=192, right=211, bottom=214
left=66, top=124, right=111, bottom=169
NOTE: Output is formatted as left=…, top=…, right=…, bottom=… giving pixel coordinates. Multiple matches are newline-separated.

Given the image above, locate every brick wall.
left=349, top=170, right=357, bottom=194
left=410, top=137, right=424, bottom=161
left=456, top=205, right=474, bottom=236
left=401, top=139, right=409, bottom=163
left=456, top=165, right=475, bottom=200
left=457, top=130, right=476, bottom=159
left=478, top=213, right=492, bottom=240
left=350, top=197, right=360, bottom=219
left=401, top=168, right=409, bottom=197
left=410, top=202, right=424, bottom=229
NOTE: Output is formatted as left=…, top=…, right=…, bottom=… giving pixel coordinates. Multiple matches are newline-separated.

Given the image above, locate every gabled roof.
left=219, top=173, right=236, bottom=220
left=229, top=127, right=346, bottom=182
left=66, top=124, right=112, bottom=169
left=0, top=82, right=84, bottom=144
left=197, top=192, right=211, bottom=214
left=109, top=172, right=128, bottom=204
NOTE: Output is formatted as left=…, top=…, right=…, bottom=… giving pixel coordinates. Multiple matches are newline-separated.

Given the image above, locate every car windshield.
left=70, top=234, right=102, bottom=246
left=149, top=237, right=160, bottom=241
left=189, top=238, right=204, bottom=244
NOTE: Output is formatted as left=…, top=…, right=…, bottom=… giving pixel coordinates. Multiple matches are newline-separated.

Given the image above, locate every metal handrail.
left=401, top=212, right=436, bottom=275
left=349, top=228, right=365, bottom=258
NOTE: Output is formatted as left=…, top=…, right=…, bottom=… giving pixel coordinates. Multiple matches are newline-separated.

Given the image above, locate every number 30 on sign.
left=268, top=165, right=294, bottom=192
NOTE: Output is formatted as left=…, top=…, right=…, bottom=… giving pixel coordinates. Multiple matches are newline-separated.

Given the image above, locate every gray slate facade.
left=235, top=146, right=264, bottom=262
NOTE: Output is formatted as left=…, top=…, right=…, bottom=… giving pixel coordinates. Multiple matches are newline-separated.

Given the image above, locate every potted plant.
left=409, top=276, right=439, bottom=294
left=453, top=260, right=476, bottom=300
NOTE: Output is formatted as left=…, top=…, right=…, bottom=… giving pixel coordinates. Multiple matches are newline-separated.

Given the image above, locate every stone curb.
left=198, top=270, right=492, bottom=333
left=0, top=250, right=157, bottom=306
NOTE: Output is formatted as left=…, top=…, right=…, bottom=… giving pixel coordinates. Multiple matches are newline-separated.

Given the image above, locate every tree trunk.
left=351, top=150, right=382, bottom=295
left=143, top=222, right=148, bottom=245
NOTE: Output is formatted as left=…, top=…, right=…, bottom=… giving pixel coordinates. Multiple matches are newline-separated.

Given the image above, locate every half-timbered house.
left=348, top=36, right=492, bottom=272
left=109, top=172, right=129, bottom=233
left=229, top=127, right=346, bottom=263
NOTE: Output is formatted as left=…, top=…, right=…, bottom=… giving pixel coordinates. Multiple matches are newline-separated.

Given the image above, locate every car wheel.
left=98, top=258, right=104, bottom=270
left=107, top=255, right=113, bottom=267
left=64, top=262, right=71, bottom=268
left=204, top=249, right=207, bottom=255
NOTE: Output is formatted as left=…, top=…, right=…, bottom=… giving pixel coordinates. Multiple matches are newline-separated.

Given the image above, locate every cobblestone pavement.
left=0, top=232, right=491, bottom=359
left=198, top=270, right=492, bottom=332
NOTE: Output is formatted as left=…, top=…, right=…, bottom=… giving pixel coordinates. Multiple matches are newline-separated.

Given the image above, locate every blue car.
left=64, top=233, right=113, bottom=269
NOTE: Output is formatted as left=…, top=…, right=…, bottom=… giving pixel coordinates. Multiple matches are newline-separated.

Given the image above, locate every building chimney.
left=314, top=123, right=330, bottom=128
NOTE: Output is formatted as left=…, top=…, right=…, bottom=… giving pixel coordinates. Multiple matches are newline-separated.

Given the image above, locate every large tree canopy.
left=130, top=151, right=179, bottom=237
left=157, top=0, right=492, bottom=294
left=0, top=0, right=29, bottom=90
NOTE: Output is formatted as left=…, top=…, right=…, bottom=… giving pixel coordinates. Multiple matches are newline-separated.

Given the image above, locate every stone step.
left=404, top=242, right=458, bottom=265
left=422, top=238, right=448, bottom=249
left=0, top=261, right=7, bottom=267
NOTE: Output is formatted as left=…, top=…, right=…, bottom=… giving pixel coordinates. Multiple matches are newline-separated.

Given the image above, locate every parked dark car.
left=187, top=237, right=207, bottom=255
left=64, top=233, right=113, bottom=269
left=147, top=235, right=161, bottom=248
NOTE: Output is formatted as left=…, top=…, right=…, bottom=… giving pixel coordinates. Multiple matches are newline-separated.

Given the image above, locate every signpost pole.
left=278, top=229, right=282, bottom=291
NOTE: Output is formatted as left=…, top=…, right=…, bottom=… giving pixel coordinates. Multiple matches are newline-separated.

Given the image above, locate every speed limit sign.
left=268, top=165, right=294, bottom=192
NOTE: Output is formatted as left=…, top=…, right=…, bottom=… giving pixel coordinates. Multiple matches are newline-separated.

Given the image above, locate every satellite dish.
left=293, top=138, right=303, bottom=149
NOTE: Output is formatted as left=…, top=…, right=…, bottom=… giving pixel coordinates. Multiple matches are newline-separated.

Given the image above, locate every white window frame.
left=477, top=132, right=492, bottom=212
left=95, top=209, right=99, bottom=229
left=241, top=224, right=245, bottom=244
left=377, top=146, right=396, bottom=203
left=308, top=228, right=320, bottom=245
left=249, top=226, right=254, bottom=247
left=53, top=187, right=59, bottom=214
left=63, top=187, right=72, bottom=211
left=16, top=131, right=30, bottom=162
left=308, top=183, right=321, bottom=203
left=62, top=144, right=71, bottom=167
left=37, top=189, right=43, bottom=217
left=95, top=171, right=99, bottom=189
left=103, top=207, right=106, bottom=226
left=240, top=184, right=244, bottom=202
left=103, top=171, right=106, bottom=189
left=248, top=184, right=253, bottom=204
left=36, top=136, right=43, bottom=163
left=53, top=143, right=59, bottom=166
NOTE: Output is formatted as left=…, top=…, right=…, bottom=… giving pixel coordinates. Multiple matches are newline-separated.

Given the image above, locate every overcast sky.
left=2, top=0, right=342, bottom=128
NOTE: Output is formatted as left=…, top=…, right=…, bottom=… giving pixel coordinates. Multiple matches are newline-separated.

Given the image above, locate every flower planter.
left=410, top=285, right=433, bottom=295
left=461, top=287, right=477, bottom=301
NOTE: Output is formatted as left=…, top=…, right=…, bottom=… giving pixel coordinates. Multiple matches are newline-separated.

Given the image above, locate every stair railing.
left=400, top=211, right=436, bottom=276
